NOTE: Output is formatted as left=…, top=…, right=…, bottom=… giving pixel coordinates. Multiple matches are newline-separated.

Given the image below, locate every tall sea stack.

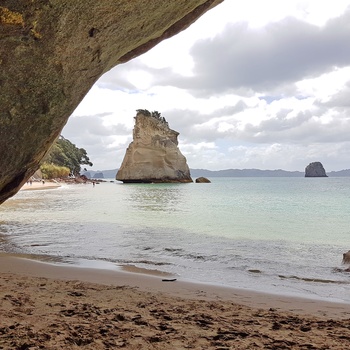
left=116, top=110, right=193, bottom=183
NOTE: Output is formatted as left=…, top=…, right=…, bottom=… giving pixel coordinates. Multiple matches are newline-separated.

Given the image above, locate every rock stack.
left=305, top=162, right=328, bottom=177
left=116, top=110, right=192, bottom=183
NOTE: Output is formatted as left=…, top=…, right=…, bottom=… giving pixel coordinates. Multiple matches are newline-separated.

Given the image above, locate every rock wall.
left=0, top=0, right=222, bottom=204
left=116, top=112, right=192, bottom=183
left=305, top=162, right=328, bottom=177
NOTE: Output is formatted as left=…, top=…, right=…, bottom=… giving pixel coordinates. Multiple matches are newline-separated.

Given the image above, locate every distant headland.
left=83, top=168, right=350, bottom=179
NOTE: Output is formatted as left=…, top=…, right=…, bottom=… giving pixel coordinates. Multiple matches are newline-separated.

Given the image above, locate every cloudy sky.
left=63, top=0, right=350, bottom=172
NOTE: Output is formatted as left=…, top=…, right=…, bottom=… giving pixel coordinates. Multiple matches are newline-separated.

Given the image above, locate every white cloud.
left=63, top=0, right=350, bottom=172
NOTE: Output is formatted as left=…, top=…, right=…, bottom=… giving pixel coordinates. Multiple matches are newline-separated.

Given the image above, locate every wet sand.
left=1, top=254, right=350, bottom=349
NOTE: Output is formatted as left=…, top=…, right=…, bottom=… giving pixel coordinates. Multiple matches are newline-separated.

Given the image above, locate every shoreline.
left=20, top=180, right=61, bottom=191
left=1, top=253, right=350, bottom=320
left=1, top=253, right=350, bottom=349
left=2, top=181, right=350, bottom=347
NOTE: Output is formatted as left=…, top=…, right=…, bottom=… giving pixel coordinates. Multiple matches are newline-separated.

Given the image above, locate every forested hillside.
left=40, top=136, right=92, bottom=179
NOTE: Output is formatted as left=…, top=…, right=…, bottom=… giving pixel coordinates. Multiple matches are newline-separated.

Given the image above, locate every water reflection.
left=126, top=184, right=185, bottom=212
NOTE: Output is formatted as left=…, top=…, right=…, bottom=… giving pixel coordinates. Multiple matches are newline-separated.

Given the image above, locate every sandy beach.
left=21, top=181, right=61, bottom=191
left=0, top=254, right=350, bottom=349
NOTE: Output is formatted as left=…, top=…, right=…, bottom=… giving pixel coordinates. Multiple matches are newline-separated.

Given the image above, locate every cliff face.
left=305, top=162, right=328, bottom=177
left=0, top=0, right=222, bottom=204
left=116, top=112, right=192, bottom=183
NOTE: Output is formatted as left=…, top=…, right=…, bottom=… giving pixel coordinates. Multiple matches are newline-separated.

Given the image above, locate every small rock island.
left=195, top=177, right=211, bottom=183
left=116, top=110, right=193, bottom=183
left=305, top=162, right=328, bottom=177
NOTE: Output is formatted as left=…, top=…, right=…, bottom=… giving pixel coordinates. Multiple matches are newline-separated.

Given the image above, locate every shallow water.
left=1, top=177, right=350, bottom=303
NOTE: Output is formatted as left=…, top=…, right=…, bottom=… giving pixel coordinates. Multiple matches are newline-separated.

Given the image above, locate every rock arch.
left=0, top=0, right=222, bottom=204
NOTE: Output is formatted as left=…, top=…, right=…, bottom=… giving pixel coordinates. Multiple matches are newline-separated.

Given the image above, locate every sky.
left=63, top=0, right=350, bottom=172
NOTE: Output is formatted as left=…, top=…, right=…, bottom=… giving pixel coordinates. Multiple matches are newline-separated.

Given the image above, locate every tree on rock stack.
left=116, top=110, right=192, bottom=183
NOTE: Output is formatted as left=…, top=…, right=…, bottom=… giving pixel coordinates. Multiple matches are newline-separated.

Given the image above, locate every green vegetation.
left=40, top=136, right=92, bottom=178
left=136, top=109, right=167, bottom=123
left=136, top=109, right=151, bottom=117
left=40, top=163, right=70, bottom=180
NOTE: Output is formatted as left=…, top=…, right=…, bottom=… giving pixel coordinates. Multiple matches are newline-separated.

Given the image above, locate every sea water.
left=0, top=177, right=350, bottom=303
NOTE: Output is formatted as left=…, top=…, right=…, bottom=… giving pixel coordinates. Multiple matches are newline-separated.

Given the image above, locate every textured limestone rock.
left=195, top=177, right=211, bottom=183
left=0, top=0, right=222, bottom=204
left=305, top=162, right=328, bottom=177
left=116, top=111, right=192, bottom=183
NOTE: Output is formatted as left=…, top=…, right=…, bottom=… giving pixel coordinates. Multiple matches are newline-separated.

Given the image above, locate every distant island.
left=83, top=168, right=350, bottom=179
left=305, top=162, right=328, bottom=178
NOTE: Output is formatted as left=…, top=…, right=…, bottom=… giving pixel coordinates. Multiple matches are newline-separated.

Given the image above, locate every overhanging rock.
left=0, top=0, right=222, bottom=204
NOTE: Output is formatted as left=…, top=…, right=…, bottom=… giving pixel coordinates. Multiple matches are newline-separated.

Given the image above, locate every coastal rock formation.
left=343, top=251, right=350, bottom=264
left=83, top=172, right=92, bottom=179
left=195, top=177, right=211, bottom=183
left=0, top=1, right=222, bottom=204
left=305, top=162, right=328, bottom=177
left=116, top=111, right=192, bottom=183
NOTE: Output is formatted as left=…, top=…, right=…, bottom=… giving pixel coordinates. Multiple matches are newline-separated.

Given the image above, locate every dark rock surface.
left=195, top=177, right=211, bottom=183
left=343, top=250, right=350, bottom=264
left=0, top=0, right=222, bottom=204
left=305, top=162, right=328, bottom=177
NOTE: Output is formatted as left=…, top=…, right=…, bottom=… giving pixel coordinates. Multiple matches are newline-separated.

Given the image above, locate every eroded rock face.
left=0, top=0, right=222, bottom=204
left=305, top=162, right=328, bottom=177
left=116, top=111, right=192, bottom=183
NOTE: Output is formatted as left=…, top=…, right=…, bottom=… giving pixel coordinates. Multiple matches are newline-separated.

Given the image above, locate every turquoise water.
left=0, top=177, right=350, bottom=303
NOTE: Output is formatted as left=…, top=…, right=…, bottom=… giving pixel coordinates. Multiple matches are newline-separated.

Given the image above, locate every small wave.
left=164, top=248, right=184, bottom=253
left=332, top=267, right=350, bottom=274
left=164, top=248, right=217, bottom=262
left=136, top=259, right=172, bottom=266
left=186, top=254, right=207, bottom=261
left=121, top=264, right=174, bottom=277
left=90, top=257, right=173, bottom=267
left=278, top=274, right=349, bottom=285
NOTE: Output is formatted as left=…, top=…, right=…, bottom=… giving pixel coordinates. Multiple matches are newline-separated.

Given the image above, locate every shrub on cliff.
left=41, top=136, right=93, bottom=176
left=40, top=163, right=70, bottom=179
